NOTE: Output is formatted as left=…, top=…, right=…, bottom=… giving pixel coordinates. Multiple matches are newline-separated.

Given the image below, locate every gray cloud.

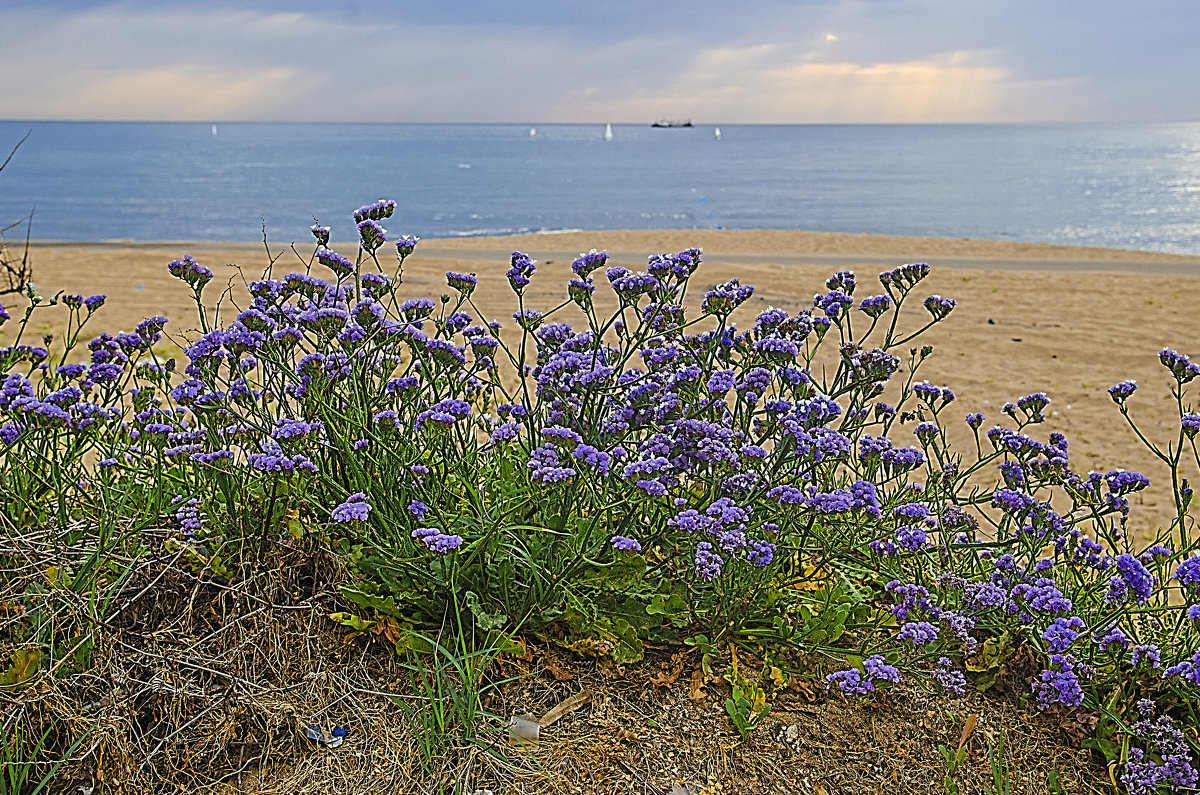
left=3, top=0, right=1198, bottom=122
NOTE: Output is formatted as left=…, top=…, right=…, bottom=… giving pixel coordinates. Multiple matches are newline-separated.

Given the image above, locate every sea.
left=1, top=121, right=1199, bottom=255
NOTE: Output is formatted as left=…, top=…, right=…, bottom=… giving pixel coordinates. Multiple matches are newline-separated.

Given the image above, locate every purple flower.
left=826, top=667, right=874, bottom=696
left=1042, top=616, right=1085, bottom=652
left=1013, top=391, right=1050, bottom=422
left=694, top=542, right=723, bottom=580
left=1159, top=348, right=1200, bottom=383
left=272, top=418, right=323, bottom=441
left=572, top=444, right=612, bottom=475
left=880, top=446, right=925, bottom=474
left=895, top=525, right=927, bottom=552
left=169, top=496, right=205, bottom=536
left=886, top=581, right=931, bottom=621
left=506, top=251, right=536, bottom=293
left=826, top=270, right=856, bottom=294
left=408, top=500, right=430, bottom=520
left=923, top=294, right=956, bottom=321
left=423, top=338, right=466, bottom=368
left=932, top=657, right=966, bottom=696
left=446, top=271, right=478, bottom=296
left=167, top=255, right=212, bottom=288
left=490, top=423, right=521, bottom=443
left=879, top=262, right=930, bottom=290
left=316, top=248, right=355, bottom=277
left=1122, top=716, right=1199, bottom=795
left=247, top=451, right=318, bottom=475
left=1097, top=627, right=1129, bottom=651
left=411, top=526, right=464, bottom=554
left=745, top=540, right=775, bottom=567
left=1106, top=469, right=1150, bottom=496
left=701, top=279, right=754, bottom=316
left=827, top=655, right=901, bottom=696
left=356, top=219, right=387, bottom=252
left=610, top=535, right=642, bottom=552
left=898, top=621, right=938, bottom=646
left=1176, top=556, right=1200, bottom=590
left=528, top=443, right=576, bottom=485
left=1011, top=579, right=1073, bottom=615
left=571, top=249, right=608, bottom=277
left=706, top=369, right=736, bottom=395
left=332, top=493, right=371, bottom=523
left=1108, top=380, right=1138, bottom=403
left=893, top=502, right=930, bottom=522
left=354, top=199, right=396, bottom=223
left=1033, top=654, right=1084, bottom=709
left=858, top=294, right=892, bottom=318
left=1163, top=651, right=1200, bottom=684
left=395, top=235, right=419, bottom=258
left=753, top=337, right=800, bottom=362
left=610, top=272, right=658, bottom=303
left=813, top=289, right=853, bottom=318
left=513, top=308, right=544, bottom=331
left=1131, top=644, right=1161, bottom=669
left=1107, top=553, right=1154, bottom=605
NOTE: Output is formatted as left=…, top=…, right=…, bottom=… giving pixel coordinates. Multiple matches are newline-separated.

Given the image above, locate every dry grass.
left=0, top=526, right=1114, bottom=795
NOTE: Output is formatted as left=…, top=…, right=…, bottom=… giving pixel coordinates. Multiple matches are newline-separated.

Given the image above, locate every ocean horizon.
left=2, top=121, right=1199, bottom=255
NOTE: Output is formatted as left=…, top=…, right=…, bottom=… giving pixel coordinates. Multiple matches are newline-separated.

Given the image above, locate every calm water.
left=1, top=121, right=1199, bottom=254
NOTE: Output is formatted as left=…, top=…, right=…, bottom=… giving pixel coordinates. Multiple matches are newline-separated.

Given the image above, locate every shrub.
left=1, top=200, right=1198, bottom=789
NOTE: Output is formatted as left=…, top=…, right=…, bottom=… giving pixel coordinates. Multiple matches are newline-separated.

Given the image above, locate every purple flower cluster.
left=571, top=249, right=608, bottom=277
left=20, top=204, right=1200, bottom=765
left=412, top=526, right=464, bottom=554
left=897, top=621, right=938, bottom=646
left=1122, top=717, right=1199, bottom=795
left=826, top=655, right=902, bottom=696
left=1033, top=653, right=1084, bottom=708
left=701, top=279, right=754, bottom=316
left=331, top=492, right=371, bottom=523
left=446, top=271, right=477, bottom=296
left=1159, top=348, right=1200, bottom=383
left=506, top=251, right=536, bottom=293
left=932, top=657, right=966, bottom=696
left=353, top=199, right=396, bottom=223
left=173, top=496, right=204, bottom=536
left=610, top=535, right=642, bottom=552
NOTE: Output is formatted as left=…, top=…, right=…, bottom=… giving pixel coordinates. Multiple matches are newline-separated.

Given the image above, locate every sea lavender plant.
left=6, top=202, right=1200, bottom=772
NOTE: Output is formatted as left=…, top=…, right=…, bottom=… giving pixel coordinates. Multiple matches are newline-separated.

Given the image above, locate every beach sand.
left=18, top=230, right=1200, bottom=534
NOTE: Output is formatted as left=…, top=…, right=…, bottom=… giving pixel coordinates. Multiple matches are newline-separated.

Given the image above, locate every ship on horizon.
left=651, top=119, right=693, bottom=128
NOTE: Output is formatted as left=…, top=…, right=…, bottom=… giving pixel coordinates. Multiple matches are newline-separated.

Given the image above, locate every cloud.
left=0, top=1, right=1181, bottom=122
left=552, top=44, right=1084, bottom=123
left=40, top=66, right=306, bottom=119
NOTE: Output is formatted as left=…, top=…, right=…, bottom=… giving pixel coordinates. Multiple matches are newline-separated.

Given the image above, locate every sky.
left=1, top=0, right=1198, bottom=123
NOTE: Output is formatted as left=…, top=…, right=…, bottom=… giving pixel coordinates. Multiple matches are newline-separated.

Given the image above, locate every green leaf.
left=608, top=617, right=644, bottom=664
left=646, top=592, right=688, bottom=617
left=463, top=590, right=509, bottom=632
left=328, top=612, right=374, bottom=632
left=965, top=631, right=1013, bottom=672
left=339, top=584, right=401, bottom=617
left=1080, top=737, right=1120, bottom=763
left=0, top=647, right=44, bottom=688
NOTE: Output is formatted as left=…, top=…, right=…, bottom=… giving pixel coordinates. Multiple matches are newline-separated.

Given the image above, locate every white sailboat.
left=714, top=126, right=722, bottom=141
left=604, top=123, right=614, bottom=142
left=211, top=124, right=218, bottom=136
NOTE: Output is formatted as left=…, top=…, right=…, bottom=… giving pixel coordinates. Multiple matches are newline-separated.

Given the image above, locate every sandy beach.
left=16, top=230, right=1200, bottom=533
